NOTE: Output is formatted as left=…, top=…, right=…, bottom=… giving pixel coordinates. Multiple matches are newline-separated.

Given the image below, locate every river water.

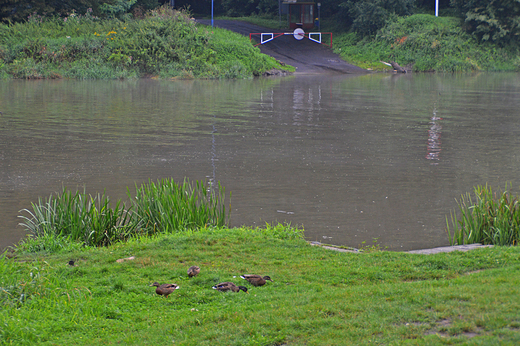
left=1, top=73, right=519, bottom=251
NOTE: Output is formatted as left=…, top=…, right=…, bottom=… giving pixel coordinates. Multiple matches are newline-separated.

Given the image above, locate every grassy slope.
left=2, top=227, right=520, bottom=345
left=0, top=9, right=292, bottom=80
left=332, top=14, right=520, bottom=72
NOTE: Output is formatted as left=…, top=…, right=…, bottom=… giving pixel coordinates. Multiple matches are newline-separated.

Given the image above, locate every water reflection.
left=426, top=107, right=442, bottom=163
left=1, top=73, right=520, bottom=251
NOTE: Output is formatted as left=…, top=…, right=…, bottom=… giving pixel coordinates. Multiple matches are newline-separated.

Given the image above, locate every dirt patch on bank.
left=196, top=19, right=367, bottom=74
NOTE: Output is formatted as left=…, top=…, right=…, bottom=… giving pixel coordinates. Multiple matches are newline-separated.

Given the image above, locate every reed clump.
left=17, top=178, right=229, bottom=251
left=128, top=178, right=229, bottom=234
left=447, top=184, right=520, bottom=246
left=18, top=189, right=134, bottom=248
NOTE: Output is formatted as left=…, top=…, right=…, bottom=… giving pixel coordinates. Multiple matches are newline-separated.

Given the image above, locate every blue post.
left=317, top=3, right=321, bottom=32
left=211, top=0, right=214, bottom=27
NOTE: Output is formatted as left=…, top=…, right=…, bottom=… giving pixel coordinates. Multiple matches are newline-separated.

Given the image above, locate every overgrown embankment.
left=333, top=14, right=520, bottom=72
left=0, top=7, right=291, bottom=80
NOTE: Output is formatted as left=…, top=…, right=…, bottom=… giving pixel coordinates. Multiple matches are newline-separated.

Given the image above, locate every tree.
left=0, top=0, right=161, bottom=22
left=339, top=0, right=415, bottom=35
left=451, top=0, right=520, bottom=44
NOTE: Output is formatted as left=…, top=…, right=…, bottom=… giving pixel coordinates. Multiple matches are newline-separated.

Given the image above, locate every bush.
left=451, top=0, right=520, bottom=45
left=339, top=0, right=415, bottom=36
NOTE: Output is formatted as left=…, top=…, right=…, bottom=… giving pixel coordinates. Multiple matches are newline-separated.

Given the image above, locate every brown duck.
left=187, top=265, right=200, bottom=277
left=240, top=275, right=273, bottom=286
left=212, top=282, right=249, bottom=293
left=150, top=282, right=180, bottom=298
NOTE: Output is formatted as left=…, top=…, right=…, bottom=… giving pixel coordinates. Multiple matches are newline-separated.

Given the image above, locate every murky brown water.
left=1, top=73, right=520, bottom=251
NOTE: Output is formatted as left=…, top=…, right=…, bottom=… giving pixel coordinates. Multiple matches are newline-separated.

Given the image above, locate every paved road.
left=197, top=20, right=367, bottom=74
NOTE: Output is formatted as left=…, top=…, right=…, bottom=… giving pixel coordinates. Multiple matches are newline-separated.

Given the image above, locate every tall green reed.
left=18, top=188, right=136, bottom=248
left=447, top=184, right=520, bottom=246
left=128, top=178, right=229, bottom=234
left=17, top=179, right=230, bottom=252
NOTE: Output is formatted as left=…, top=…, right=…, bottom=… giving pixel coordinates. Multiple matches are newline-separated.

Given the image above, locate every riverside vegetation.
left=332, top=14, right=520, bottom=72
left=2, top=7, right=518, bottom=79
left=17, top=178, right=229, bottom=251
left=0, top=6, right=291, bottom=80
left=1, top=179, right=520, bottom=344
left=447, top=184, right=520, bottom=247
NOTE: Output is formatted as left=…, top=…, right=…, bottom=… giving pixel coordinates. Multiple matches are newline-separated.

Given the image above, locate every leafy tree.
left=451, top=0, right=520, bottom=44
left=101, top=0, right=138, bottom=17
left=0, top=0, right=54, bottom=22
left=167, top=0, right=222, bottom=16
left=0, top=0, right=109, bottom=22
left=0, top=0, right=160, bottom=22
left=339, top=0, right=415, bottom=35
left=221, top=0, right=258, bottom=16
left=415, top=0, right=450, bottom=11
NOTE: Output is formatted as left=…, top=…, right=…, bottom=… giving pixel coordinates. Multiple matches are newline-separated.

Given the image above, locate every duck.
left=212, top=282, right=249, bottom=294
left=149, top=282, right=180, bottom=298
left=187, top=265, right=200, bottom=277
left=240, top=275, right=273, bottom=286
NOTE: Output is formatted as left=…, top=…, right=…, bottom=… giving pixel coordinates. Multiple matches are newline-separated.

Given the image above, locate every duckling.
left=212, top=282, right=249, bottom=294
left=150, top=282, right=180, bottom=298
left=187, top=265, right=200, bottom=277
left=240, top=275, right=273, bottom=286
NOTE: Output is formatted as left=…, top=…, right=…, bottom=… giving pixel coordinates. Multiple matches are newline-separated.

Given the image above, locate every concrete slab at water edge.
left=406, top=244, right=494, bottom=254
left=309, top=241, right=494, bottom=254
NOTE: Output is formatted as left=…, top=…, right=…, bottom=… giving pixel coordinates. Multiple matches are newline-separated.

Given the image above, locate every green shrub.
left=451, top=0, right=520, bottom=45
left=340, top=0, right=415, bottom=36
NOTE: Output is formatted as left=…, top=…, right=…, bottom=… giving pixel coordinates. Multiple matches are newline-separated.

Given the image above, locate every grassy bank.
left=0, top=7, right=291, bottom=80
left=332, top=14, right=520, bottom=72
left=2, top=226, right=520, bottom=345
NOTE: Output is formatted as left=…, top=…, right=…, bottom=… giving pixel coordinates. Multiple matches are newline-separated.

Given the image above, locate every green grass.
left=2, top=226, right=520, bottom=345
left=333, top=14, right=520, bottom=72
left=0, top=6, right=290, bottom=79
left=447, top=184, right=520, bottom=246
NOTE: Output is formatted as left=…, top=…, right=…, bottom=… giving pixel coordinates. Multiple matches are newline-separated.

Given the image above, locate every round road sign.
left=293, top=28, right=305, bottom=40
